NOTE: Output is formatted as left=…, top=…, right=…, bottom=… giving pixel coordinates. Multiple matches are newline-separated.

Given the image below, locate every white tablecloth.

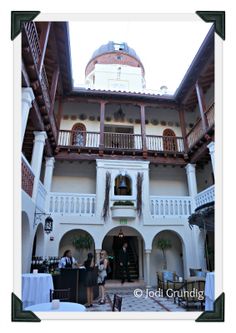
left=25, top=302, right=86, bottom=312
left=205, top=272, right=215, bottom=311
left=22, top=273, right=54, bottom=308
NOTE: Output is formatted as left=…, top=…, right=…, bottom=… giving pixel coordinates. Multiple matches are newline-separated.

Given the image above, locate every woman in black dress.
left=84, top=252, right=97, bottom=307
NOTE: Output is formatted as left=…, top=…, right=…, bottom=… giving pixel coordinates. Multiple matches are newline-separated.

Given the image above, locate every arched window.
left=163, top=128, right=177, bottom=152
left=114, top=174, right=132, bottom=196
left=71, top=123, right=86, bottom=146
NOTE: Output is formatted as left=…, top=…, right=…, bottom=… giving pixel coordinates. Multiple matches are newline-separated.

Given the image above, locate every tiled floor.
left=86, top=285, right=187, bottom=312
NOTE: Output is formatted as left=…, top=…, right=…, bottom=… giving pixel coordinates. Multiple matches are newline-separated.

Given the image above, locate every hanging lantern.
left=118, top=229, right=124, bottom=238
left=44, top=216, right=53, bottom=234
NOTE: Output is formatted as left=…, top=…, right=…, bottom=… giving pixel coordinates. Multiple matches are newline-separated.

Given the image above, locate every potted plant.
left=156, top=238, right=172, bottom=270
left=111, top=201, right=136, bottom=219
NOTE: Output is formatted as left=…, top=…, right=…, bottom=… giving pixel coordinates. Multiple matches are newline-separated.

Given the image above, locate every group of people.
left=58, top=242, right=134, bottom=307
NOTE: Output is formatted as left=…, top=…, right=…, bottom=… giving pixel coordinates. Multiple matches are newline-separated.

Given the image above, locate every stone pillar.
left=185, top=163, right=198, bottom=198
left=145, top=250, right=151, bottom=287
left=31, top=131, right=47, bottom=200
left=43, top=157, right=55, bottom=192
left=95, top=249, right=101, bottom=265
left=138, top=238, right=143, bottom=279
left=21, top=88, right=35, bottom=146
left=207, top=141, right=215, bottom=175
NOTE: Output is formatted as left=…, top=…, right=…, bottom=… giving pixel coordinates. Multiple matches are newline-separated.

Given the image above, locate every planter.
left=111, top=205, right=136, bottom=219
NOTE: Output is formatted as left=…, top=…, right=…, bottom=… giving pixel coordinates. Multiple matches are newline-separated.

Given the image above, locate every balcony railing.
left=150, top=196, right=193, bottom=218
left=58, top=130, right=185, bottom=154
left=186, top=103, right=214, bottom=149
left=36, top=180, right=47, bottom=211
left=22, top=155, right=35, bottom=197
left=195, top=185, right=215, bottom=208
left=49, top=193, right=96, bottom=216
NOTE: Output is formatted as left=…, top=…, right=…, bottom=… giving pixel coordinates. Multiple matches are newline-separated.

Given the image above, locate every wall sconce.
left=34, top=211, right=53, bottom=234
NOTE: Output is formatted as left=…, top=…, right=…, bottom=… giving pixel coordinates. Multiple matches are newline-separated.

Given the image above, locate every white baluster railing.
left=150, top=196, right=193, bottom=218
left=49, top=193, right=96, bottom=216
left=195, top=185, right=215, bottom=208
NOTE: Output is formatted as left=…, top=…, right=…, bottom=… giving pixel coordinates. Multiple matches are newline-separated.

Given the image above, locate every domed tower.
left=85, top=41, right=146, bottom=92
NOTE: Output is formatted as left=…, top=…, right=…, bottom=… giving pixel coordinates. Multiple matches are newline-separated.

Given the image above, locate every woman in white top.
left=58, top=250, right=78, bottom=269
left=97, top=250, right=109, bottom=304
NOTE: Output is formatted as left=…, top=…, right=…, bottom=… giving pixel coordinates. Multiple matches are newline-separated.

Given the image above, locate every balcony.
left=186, top=102, right=214, bottom=149
left=22, top=155, right=34, bottom=197
left=195, top=185, right=215, bottom=208
left=150, top=196, right=193, bottom=219
left=49, top=193, right=96, bottom=216
left=57, top=130, right=185, bottom=157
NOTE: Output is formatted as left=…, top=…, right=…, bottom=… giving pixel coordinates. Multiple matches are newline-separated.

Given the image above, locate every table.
left=25, top=302, right=86, bottom=312
left=22, top=273, right=54, bottom=308
left=205, top=272, right=215, bottom=311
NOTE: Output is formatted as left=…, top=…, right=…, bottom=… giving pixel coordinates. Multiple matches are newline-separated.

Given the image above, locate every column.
left=138, top=238, right=143, bottom=279
left=31, top=131, right=47, bottom=200
left=43, top=157, right=55, bottom=192
left=95, top=249, right=101, bottom=264
left=195, top=81, right=209, bottom=132
left=140, top=104, right=147, bottom=155
left=99, top=101, right=106, bottom=155
left=145, top=250, right=151, bottom=287
left=185, top=163, right=197, bottom=198
left=207, top=141, right=215, bottom=174
left=38, top=22, right=51, bottom=77
left=21, top=87, right=35, bottom=146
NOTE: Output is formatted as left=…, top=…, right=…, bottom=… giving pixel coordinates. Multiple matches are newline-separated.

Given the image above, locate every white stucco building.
left=21, top=22, right=215, bottom=287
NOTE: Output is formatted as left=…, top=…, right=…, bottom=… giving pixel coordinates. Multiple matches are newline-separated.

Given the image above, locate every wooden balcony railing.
left=186, top=103, right=214, bottom=149
left=22, top=155, right=35, bottom=197
left=58, top=130, right=185, bottom=154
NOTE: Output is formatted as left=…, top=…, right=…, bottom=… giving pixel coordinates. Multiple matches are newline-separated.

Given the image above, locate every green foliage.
left=72, top=235, right=93, bottom=250
left=113, top=200, right=134, bottom=206
left=156, top=238, right=172, bottom=251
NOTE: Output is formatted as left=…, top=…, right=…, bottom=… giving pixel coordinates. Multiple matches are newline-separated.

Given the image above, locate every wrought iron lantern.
left=44, top=216, right=53, bottom=234
left=118, top=229, right=124, bottom=238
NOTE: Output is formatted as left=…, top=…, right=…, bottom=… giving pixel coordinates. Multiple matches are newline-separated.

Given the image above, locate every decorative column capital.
left=207, top=141, right=215, bottom=154
left=45, top=157, right=55, bottom=168
left=33, top=131, right=47, bottom=144
left=144, top=249, right=151, bottom=254
left=22, top=87, right=35, bottom=106
left=185, top=163, right=196, bottom=174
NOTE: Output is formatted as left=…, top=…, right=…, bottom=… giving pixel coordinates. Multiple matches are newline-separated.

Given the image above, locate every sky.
left=69, top=20, right=212, bottom=94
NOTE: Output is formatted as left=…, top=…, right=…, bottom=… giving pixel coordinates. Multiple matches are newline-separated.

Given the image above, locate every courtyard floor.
left=86, top=280, right=187, bottom=312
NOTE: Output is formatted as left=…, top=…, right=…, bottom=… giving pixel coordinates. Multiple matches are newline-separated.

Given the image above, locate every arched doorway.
left=59, top=229, right=95, bottom=264
left=71, top=123, right=86, bottom=146
left=102, top=226, right=145, bottom=281
left=22, top=211, right=31, bottom=273
left=32, top=223, right=45, bottom=258
left=150, top=230, right=185, bottom=286
left=163, top=128, right=177, bottom=152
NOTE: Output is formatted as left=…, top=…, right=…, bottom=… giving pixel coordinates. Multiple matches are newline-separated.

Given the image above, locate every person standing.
left=84, top=252, right=97, bottom=308
left=119, top=242, right=134, bottom=284
left=58, top=249, right=79, bottom=269
left=97, top=250, right=109, bottom=304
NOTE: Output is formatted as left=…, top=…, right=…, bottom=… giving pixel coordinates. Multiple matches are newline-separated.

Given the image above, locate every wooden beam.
left=178, top=106, right=188, bottom=153
left=57, top=96, right=64, bottom=128
left=195, top=80, right=209, bottom=132
left=99, top=101, right=106, bottom=154
left=49, top=65, right=60, bottom=115
left=38, top=22, right=51, bottom=77
left=140, top=104, right=147, bottom=155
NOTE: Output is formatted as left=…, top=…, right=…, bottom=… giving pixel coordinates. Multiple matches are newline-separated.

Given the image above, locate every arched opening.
left=32, top=223, right=45, bottom=258
left=163, top=128, right=177, bottom=152
left=71, top=123, right=86, bottom=146
left=22, top=211, right=31, bottom=273
left=114, top=174, right=132, bottom=196
left=59, top=229, right=95, bottom=264
left=150, top=230, right=185, bottom=286
left=102, top=226, right=145, bottom=281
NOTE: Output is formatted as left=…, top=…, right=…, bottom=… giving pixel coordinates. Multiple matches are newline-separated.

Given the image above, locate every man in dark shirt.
left=119, top=242, right=134, bottom=284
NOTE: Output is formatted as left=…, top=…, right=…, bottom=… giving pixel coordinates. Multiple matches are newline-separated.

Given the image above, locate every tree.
left=156, top=238, right=172, bottom=270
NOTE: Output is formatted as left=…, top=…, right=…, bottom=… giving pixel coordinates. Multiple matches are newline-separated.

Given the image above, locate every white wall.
left=149, top=165, right=188, bottom=196
left=51, top=161, right=96, bottom=193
